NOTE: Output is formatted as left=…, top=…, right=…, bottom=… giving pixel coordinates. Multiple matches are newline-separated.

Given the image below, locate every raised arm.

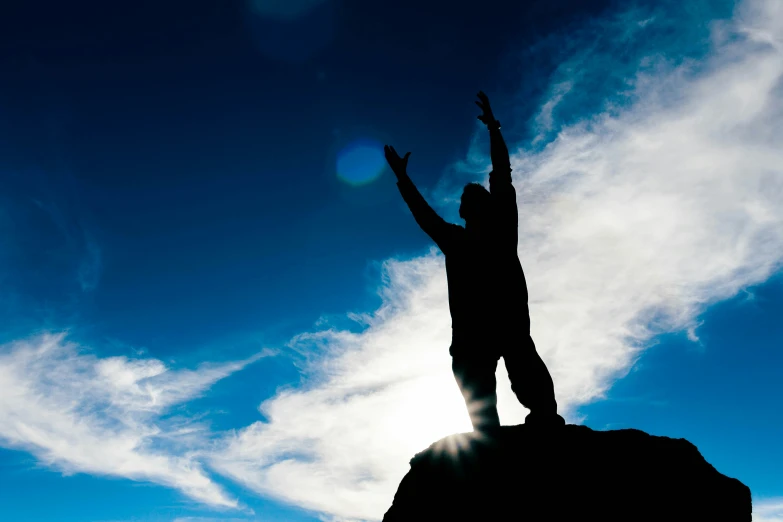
left=476, top=91, right=517, bottom=245
left=384, top=145, right=457, bottom=253
left=476, top=91, right=514, bottom=199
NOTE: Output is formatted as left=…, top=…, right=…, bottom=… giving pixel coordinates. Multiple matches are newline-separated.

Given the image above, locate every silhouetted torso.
left=442, top=217, right=529, bottom=357
left=394, top=174, right=529, bottom=358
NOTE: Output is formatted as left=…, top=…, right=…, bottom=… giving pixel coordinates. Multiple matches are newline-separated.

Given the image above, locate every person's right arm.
left=385, top=145, right=456, bottom=253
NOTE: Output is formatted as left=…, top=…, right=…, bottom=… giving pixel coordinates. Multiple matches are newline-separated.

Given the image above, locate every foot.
left=524, top=412, right=565, bottom=428
left=476, top=423, right=503, bottom=437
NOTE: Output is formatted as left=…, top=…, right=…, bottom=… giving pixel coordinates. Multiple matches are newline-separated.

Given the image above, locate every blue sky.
left=1, top=0, right=782, bottom=520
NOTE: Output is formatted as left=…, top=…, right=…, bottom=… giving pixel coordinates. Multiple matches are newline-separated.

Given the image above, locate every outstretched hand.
left=384, top=145, right=411, bottom=180
left=475, top=91, right=499, bottom=128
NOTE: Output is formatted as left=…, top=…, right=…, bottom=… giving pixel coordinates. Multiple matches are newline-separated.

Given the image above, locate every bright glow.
left=336, top=138, right=386, bottom=186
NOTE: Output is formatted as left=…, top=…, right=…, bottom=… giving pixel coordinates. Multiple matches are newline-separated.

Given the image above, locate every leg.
left=451, top=356, right=501, bottom=432
left=503, top=335, right=559, bottom=417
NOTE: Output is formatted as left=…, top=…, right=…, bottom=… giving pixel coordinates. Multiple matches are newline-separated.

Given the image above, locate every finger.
left=475, top=100, right=484, bottom=110
left=403, top=152, right=411, bottom=160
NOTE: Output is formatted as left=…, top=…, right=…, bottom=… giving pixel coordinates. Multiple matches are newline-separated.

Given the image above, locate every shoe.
left=525, top=412, right=565, bottom=428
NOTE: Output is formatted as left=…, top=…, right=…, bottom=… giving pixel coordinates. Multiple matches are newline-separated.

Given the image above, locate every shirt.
left=395, top=163, right=530, bottom=349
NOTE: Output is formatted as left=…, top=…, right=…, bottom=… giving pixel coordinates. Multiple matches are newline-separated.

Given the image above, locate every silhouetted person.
left=385, top=91, right=563, bottom=431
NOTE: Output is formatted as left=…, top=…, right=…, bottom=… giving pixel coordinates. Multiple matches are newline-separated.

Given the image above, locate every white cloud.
left=212, top=255, right=469, bottom=520
left=211, top=0, right=783, bottom=520
left=534, top=81, right=573, bottom=136
left=752, top=498, right=783, bottom=522
left=0, top=332, right=264, bottom=508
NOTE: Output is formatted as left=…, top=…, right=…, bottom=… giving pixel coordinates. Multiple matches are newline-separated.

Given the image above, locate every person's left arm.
left=476, top=91, right=517, bottom=247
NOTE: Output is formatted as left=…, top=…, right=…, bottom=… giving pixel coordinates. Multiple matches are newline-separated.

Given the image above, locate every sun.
left=379, top=373, right=474, bottom=455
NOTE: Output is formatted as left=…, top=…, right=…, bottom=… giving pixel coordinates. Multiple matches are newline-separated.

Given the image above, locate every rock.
left=383, top=424, right=751, bottom=521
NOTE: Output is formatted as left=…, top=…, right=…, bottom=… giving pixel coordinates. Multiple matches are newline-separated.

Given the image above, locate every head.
left=459, top=181, right=492, bottom=223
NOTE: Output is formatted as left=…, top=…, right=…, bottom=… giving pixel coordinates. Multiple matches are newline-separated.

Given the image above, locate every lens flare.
left=336, top=138, right=386, bottom=186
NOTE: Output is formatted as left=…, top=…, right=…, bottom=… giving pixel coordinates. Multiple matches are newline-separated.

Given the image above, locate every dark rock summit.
left=383, top=424, right=751, bottom=521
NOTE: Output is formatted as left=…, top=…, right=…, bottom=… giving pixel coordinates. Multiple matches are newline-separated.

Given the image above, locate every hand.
left=475, top=91, right=499, bottom=128
left=384, top=145, right=411, bottom=179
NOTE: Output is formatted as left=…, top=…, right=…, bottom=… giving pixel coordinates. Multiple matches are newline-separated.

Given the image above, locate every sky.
left=0, top=0, right=782, bottom=520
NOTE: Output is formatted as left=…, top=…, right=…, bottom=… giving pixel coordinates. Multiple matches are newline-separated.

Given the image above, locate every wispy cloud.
left=211, top=0, right=783, bottom=519
left=753, top=498, right=783, bottom=522
left=534, top=81, right=573, bottom=136
left=0, top=333, right=266, bottom=508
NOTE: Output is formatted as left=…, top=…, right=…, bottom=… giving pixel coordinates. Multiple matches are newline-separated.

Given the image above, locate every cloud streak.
left=211, top=0, right=783, bottom=519
left=0, top=333, right=265, bottom=508
left=752, top=498, right=783, bottom=522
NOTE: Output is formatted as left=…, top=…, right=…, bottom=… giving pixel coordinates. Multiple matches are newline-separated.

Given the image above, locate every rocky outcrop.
left=383, top=424, right=751, bottom=521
